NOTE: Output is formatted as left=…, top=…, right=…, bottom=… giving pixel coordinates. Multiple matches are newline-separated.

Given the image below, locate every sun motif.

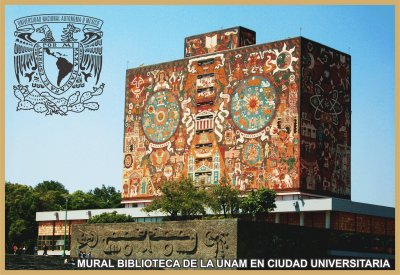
left=271, top=43, right=298, bottom=74
left=245, top=95, right=260, bottom=113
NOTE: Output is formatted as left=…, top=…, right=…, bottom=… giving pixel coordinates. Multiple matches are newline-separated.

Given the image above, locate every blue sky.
left=5, top=5, right=395, bottom=207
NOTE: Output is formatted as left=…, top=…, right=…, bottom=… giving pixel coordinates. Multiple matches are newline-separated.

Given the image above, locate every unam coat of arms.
left=12, top=14, right=105, bottom=115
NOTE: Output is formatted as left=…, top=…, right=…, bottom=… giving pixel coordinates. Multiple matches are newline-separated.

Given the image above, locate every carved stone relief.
left=71, top=219, right=237, bottom=260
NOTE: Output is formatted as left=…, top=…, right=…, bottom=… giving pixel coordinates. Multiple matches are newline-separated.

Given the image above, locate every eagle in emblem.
left=79, top=25, right=103, bottom=84
left=14, top=27, right=37, bottom=84
left=14, top=23, right=103, bottom=87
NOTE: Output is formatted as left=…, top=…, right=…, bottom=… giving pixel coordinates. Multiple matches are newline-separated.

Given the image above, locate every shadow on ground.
left=5, top=254, right=76, bottom=270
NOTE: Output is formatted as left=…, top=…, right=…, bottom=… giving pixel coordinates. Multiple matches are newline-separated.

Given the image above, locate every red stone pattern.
left=311, top=212, right=326, bottom=228
left=277, top=212, right=303, bottom=226
left=355, top=214, right=371, bottom=234
left=303, top=212, right=314, bottom=227
left=331, top=212, right=395, bottom=236
left=386, top=219, right=394, bottom=236
left=300, top=38, right=351, bottom=199
left=302, top=211, right=326, bottom=228
left=331, top=212, right=355, bottom=232
left=38, top=220, right=85, bottom=236
left=370, top=216, right=386, bottom=235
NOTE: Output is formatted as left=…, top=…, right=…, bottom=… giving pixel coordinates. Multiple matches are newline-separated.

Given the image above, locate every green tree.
left=34, top=180, right=69, bottom=194
left=69, top=190, right=99, bottom=210
left=34, top=181, right=69, bottom=211
left=89, top=185, right=122, bottom=208
left=208, top=178, right=240, bottom=218
left=240, top=188, right=277, bottom=220
left=143, top=178, right=207, bottom=220
left=5, top=180, right=123, bottom=253
left=87, top=211, right=135, bottom=224
left=8, top=219, right=29, bottom=244
left=5, top=182, right=39, bottom=252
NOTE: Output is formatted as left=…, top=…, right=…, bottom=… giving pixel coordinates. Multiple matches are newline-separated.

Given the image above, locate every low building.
left=36, top=196, right=394, bottom=257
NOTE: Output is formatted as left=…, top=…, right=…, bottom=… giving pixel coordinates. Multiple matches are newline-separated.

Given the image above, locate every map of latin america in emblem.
left=12, top=14, right=105, bottom=115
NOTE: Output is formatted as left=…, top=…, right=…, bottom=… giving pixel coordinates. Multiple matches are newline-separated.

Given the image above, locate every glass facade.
left=37, top=235, right=69, bottom=251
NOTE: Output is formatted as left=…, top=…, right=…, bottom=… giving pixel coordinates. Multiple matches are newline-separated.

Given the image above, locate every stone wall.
left=71, top=219, right=394, bottom=261
left=70, top=219, right=237, bottom=260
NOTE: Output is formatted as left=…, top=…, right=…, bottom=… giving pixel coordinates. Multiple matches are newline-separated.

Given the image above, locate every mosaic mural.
left=124, top=34, right=303, bottom=202
left=184, top=27, right=256, bottom=57
left=300, top=38, right=351, bottom=198
left=123, top=30, right=350, bottom=202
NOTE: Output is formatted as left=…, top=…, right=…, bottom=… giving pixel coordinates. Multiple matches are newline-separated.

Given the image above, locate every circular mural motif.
left=243, top=139, right=263, bottom=166
left=142, top=91, right=180, bottom=143
left=231, top=76, right=276, bottom=133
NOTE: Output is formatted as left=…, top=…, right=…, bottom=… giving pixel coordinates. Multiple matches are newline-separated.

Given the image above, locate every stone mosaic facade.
left=123, top=27, right=351, bottom=203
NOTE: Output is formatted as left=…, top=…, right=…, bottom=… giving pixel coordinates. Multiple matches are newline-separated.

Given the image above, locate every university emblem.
left=12, top=14, right=105, bottom=115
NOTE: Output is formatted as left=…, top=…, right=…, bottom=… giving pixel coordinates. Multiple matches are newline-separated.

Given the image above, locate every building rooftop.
left=36, top=197, right=394, bottom=222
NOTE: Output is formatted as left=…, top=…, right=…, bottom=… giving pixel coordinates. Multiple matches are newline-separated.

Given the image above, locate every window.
left=37, top=235, right=69, bottom=251
left=197, top=58, right=214, bottom=66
